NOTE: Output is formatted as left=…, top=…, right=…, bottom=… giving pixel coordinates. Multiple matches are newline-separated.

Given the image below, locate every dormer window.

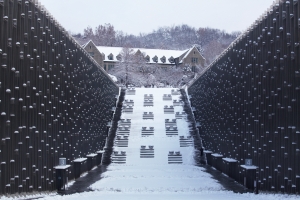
left=152, top=55, right=158, bottom=63
left=116, top=54, right=122, bottom=61
left=108, top=53, right=114, bottom=60
left=160, top=56, right=166, bottom=63
left=145, top=55, right=150, bottom=62
left=168, top=56, right=174, bottom=63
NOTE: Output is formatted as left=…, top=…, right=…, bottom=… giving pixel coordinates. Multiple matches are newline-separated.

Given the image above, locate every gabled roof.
left=137, top=48, right=188, bottom=65
left=181, top=45, right=206, bottom=61
left=96, top=46, right=123, bottom=62
left=74, top=36, right=90, bottom=46
left=96, top=46, right=189, bottom=64
left=82, top=40, right=97, bottom=49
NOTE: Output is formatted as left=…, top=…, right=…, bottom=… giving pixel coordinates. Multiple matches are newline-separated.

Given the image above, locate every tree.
left=94, top=23, right=116, bottom=46
left=108, top=48, right=164, bottom=87
left=83, top=26, right=94, bottom=39
left=80, top=23, right=241, bottom=87
left=115, top=31, right=129, bottom=47
left=108, top=47, right=133, bottom=87
left=146, top=73, right=156, bottom=87
left=203, top=40, right=224, bottom=65
left=80, top=23, right=239, bottom=66
left=153, top=66, right=182, bottom=87
left=135, top=51, right=158, bottom=76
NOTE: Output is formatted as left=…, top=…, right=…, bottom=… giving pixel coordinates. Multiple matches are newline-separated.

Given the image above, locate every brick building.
left=82, top=40, right=205, bottom=71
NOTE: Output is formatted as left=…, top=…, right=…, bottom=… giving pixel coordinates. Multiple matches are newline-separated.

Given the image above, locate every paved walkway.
left=58, top=88, right=251, bottom=196
left=57, top=166, right=107, bottom=195
left=57, top=166, right=250, bottom=195
left=58, top=165, right=250, bottom=195
left=203, top=165, right=251, bottom=193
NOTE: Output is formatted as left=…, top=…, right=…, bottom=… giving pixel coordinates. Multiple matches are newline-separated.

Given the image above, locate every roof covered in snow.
left=96, top=46, right=189, bottom=65
left=181, top=45, right=206, bottom=62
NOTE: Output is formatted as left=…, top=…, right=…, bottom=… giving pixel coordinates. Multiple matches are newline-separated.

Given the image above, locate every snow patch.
left=108, top=74, right=118, bottom=82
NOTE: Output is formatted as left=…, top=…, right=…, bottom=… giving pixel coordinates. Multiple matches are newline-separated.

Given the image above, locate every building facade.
left=82, top=40, right=205, bottom=71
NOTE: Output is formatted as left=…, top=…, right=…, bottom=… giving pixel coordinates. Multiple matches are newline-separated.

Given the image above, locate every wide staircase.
left=89, top=88, right=222, bottom=194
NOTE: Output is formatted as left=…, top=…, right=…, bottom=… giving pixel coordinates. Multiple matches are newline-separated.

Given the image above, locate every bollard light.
left=1, top=54, right=7, bottom=65
left=28, top=11, right=32, bottom=19
left=8, top=38, right=12, bottom=47
left=12, top=19, right=17, bottom=28
left=19, top=51, right=24, bottom=59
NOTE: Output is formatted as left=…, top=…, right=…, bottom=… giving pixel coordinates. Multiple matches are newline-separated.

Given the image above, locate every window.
left=88, top=52, right=94, bottom=57
left=108, top=53, right=114, bottom=60
left=160, top=56, right=166, bottom=63
left=168, top=56, right=174, bottom=63
left=108, top=64, right=114, bottom=71
left=191, top=57, right=198, bottom=63
left=152, top=55, right=158, bottom=63
left=90, top=46, right=92, bottom=49
left=145, top=55, right=150, bottom=62
left=192, top=66, right=196, bottom=72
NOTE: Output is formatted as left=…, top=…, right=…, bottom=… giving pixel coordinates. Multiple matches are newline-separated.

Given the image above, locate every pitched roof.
left=82, top=40, right=97, bottom=49
left=96, top=46, right=189, bottom=64
left=181, top=45, right=205, bottom=61
left=75, top=37, right=91, bottom=46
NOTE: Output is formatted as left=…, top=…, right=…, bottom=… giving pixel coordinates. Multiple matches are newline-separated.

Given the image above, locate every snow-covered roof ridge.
left=82, top=40, right=97, bottom=49
left=82, top=42, right=88, bottom=48
left=181, top=45, right=205, bottom=61
left=96, top=46, right=190, bottom=64
left=192, top=44, right=205, bottom=59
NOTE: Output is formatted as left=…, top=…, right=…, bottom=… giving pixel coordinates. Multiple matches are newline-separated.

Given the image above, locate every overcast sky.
left=38, top=0, right=275, bottom=35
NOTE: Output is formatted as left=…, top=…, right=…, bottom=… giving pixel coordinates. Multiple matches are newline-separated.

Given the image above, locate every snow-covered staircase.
left=110, top=88, right=193, bottom=165
left=91, top=88, right=223, bottom=195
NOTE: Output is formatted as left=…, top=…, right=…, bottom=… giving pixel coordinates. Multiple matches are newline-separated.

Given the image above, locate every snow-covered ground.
left=88, top=88, right=221, bottom=192
left=3, top=88, right=298, bottom=200
left=108, top=74, right=118, bottom=82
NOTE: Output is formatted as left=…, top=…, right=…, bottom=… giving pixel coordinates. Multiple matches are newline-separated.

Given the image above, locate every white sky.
left=38, top=0, right=276, bottom=35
